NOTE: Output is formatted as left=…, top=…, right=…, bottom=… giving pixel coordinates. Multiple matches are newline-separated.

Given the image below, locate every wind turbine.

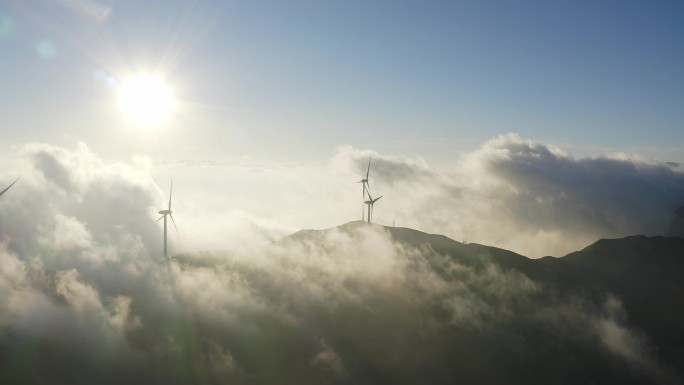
left=156, top=178, right=178, bottom=259
left=0, top=178, right=18, bottom=198
left=358, top=157, right=371, bottom=221
left=364, top=191, right=383, bottom=223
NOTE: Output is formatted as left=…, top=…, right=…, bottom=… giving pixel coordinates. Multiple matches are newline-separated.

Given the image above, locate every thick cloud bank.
left=138, top=132, right=684, bottom=257
left=0, top=221, right=681, bottom=384
left=331, top=133, right=684, bottom=256
left=0, top=136, right=683, bottom=384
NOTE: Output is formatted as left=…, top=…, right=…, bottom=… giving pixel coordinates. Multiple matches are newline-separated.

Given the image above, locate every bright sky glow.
left=1, top=1, right=683, bottom=164
left=1, top=0, right=684, bottom=248
left=117, top=74, right=175, bottom=128
left=1, top=3, right=684, bottom=381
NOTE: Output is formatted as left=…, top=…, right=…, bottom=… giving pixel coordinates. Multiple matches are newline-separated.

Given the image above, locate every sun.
left=117, top=74, right=175, bottom=127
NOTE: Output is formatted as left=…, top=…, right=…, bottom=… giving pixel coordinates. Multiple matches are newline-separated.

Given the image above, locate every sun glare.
left=117, top=74, right=175, bottom=127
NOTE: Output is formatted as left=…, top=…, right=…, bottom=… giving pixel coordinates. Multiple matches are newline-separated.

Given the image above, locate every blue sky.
left=2, top=0, right=684, bottom=164
left=1, top=0, right=684, bottom=258
left=2, top=4, right=684, bottom=378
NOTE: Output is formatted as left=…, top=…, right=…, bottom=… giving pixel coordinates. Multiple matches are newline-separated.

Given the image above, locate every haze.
left=1, top=2, right=684, bottom=383
left=2, top=0, right=684, bottom=256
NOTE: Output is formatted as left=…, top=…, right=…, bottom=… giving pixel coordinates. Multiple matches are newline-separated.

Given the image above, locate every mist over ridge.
left=3, top=0, right=684, bottom=382
left=1, top=134, right=684, bottom=384
left=3, top=133, right=683, bottom=258
left=1, top=216, right=684, bottom=384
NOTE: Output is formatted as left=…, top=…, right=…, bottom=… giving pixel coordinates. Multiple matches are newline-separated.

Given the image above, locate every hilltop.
left=286, top=221, right=684, bottom=380
left=5, top=221, right=684, bottom=385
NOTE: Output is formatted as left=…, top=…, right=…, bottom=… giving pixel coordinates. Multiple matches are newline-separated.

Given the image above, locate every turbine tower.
left=156, top=178, right=178, bottom=259
left=364, top=191, right=383, bottom=223
left=0, top=178, right=19, bottom=198
left=357, top=157, right=371, bottom=221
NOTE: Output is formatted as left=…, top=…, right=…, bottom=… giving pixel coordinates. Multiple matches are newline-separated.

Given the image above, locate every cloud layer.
left=0, top=135, right=683, bottom=384
left=330, top=133, right=684, bottom=256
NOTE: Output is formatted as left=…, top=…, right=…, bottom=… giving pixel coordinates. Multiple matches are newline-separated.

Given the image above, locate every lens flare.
left=117, top=74, right=175, bottom=127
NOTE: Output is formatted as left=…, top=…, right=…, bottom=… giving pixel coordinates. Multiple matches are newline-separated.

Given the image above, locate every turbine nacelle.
left=157, top=178, right=178, bottom=258
left=365, top=196, right=383, bottom=205
left=364, top=187, right=383, bottom=223
left=358, top=156, right=384, bottom=223
left=359, top=157, right=373, bottom=221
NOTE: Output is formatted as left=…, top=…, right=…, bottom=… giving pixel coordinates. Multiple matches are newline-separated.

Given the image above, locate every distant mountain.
left=4, top=221, right=684, bottom=385
left=668, top=206, right=684, bottom=237
left=283, top=221, right=684, bottom=384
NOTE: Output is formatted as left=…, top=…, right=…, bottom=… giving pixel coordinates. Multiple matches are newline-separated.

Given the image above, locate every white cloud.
left=4, top=134, right=684, bottom=259
left=325, top=133, right=684, bottom=257
left=0, top=136, right=681, bottom=383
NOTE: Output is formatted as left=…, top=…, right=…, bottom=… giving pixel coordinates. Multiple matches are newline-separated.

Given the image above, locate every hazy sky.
left=3, top=0, right=684, bottom=161
left=4, top=3, right=684, bottom=383
left=2, top=0, right=684, bottom=256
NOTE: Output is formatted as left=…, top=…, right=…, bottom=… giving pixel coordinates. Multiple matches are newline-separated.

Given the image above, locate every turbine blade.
left=373, top=195, right=383, bottom=203
left=156, top=215, right=164, bottom=222
left=0, top=177, right=19, bottom=198
left=366, top=157, right=371, bottom=179
left=168, top=178, right=173, bottom=210
left=170, top=213, right=179, bottom=236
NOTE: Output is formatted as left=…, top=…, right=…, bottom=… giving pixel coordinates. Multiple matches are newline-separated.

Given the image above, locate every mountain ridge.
left=169, top=222, right=684, bottom=384
left=283, top=221, right=684, bottom=372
